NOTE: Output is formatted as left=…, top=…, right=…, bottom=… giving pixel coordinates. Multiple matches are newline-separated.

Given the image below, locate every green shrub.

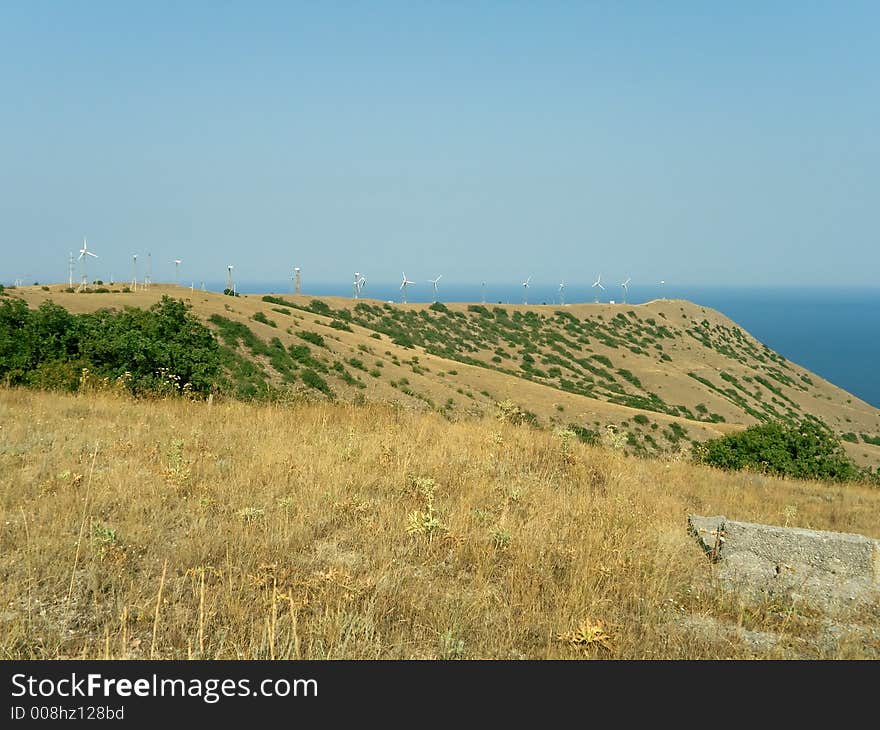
left=300, top=368, right=333, bottom=397
left=568, top=424, right=599, bottom=445
left=330, top=319, right=353, bottom=332
left=693, top=421, right=864, bottom=482
left=1, top=296, right=220, bottom=396
left=252, top=311, right=277, bottom=327
left=297, top=331, right=325, bottom=347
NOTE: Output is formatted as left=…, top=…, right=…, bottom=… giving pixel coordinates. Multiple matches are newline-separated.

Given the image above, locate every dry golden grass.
left=1, top=387, right=878, bottom=659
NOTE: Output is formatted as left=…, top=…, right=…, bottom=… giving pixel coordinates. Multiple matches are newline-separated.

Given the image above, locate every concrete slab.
left=688, top=515, right=880, bottom=613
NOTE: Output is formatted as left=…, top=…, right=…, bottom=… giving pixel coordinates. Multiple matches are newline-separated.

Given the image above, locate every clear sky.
left=2, top=2, right=878, bottom=287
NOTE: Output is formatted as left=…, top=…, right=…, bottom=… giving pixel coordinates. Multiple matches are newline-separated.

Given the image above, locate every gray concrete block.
left=688, top=515, right=880, bottom=613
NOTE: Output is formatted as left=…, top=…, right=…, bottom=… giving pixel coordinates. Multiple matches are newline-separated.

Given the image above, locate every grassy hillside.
left=9, top=284, right=880, bottom=468
left=2, top=388, right=879, bottom=659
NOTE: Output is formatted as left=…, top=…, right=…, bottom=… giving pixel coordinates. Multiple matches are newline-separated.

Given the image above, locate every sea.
left=202, top=281, right=880, bottom=409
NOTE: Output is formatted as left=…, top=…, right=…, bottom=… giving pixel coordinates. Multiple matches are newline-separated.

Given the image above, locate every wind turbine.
left=592, top=274, right=605, bottom=303
left=659, top=280, right=665, bottom=298
left=352, top=272, right=362, bottom=299
left=145, top=253, right=152, bottom=288
left=357, top=273, right=366, bottom=298
left=68, top=252, right=74, bottom=288
left=131, top=254, right=138, bottom=291
left=559, top=279, right=566, bottom=305
left=521, top=276, right=531, bottom=305
left=400, top=272, right=415, bottom=303
left=481, top=281, right=487, bottom=304
left=226, top=265, right=234, bottom=294
left=428, top=274, right=442, bottom=303
left=294, top=267, right=301, bottom=294
left=173, top=259, right=182, bottom=285
left=78, top=237, right=97, bottom=290
left=620, top=277, right=631, bottom=303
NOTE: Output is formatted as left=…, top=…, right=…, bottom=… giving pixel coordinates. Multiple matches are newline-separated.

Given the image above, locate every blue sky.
left=2, top=2, right=878, bottom=287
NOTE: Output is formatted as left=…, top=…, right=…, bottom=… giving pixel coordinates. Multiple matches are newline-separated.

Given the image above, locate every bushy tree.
left=0, top=296, right=220, bottom=395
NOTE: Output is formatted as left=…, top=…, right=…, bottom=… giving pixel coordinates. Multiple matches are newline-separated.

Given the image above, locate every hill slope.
left=9, top=284, right=880, bottom=467
left=2, top=388, right=878, bottom=659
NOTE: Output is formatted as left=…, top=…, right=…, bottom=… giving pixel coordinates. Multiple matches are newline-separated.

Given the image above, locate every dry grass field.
left=2, top=387, right=878, bottom=660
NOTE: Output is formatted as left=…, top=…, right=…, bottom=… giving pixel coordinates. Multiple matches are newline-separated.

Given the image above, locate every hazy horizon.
left=3, top=3, right=879, bottom=286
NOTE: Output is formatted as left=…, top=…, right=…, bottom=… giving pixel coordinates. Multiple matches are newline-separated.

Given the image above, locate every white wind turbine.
left=428, top=274, right=442, bottom=303
left=659, top=280, right=665, bottom=298
left=592, top=274, right=605, bottom=303
left=559, top=279, right=566, bottom=305
left=353, top=271, right=366, bottom=299
left=78, top=237, right=98, bottom=290
left=132, top=254, right=139, bottom=290
left=400, top=272, right=415, bottom=303
left=620, top=277, right=631, bottom=303
left=481, top=281, right=487, bottom=304
left=173, top=259, right=182, bottom=285
left=226, top=265, right=234, bottom=294
left=521, top=276, right=532, bottom=304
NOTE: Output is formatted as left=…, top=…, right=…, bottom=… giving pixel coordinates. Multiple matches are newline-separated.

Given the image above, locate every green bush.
left=568, top=424, right=599, bottom=445
left=297, top=331, right=325, bottom=348
left=693, top=420, right=865, bottom=482
left=330, top=319, right=353, bottom=332
left=0, top=296, right=220, bottom=396
left=300, top=368, right=333, bottom=397
left=252, top=311, right=277, bottom=328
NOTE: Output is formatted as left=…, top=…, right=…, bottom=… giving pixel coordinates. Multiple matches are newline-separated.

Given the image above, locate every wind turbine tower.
left=481, top=281, right=487, bottom=304
left=68, top=253, right=74, bottom=288
left=294, top=267, right=301, bottom=294
left=353, top=272, right=361, bottom=299
left=621, top=277, right=631, bottom=304
left=399, top=272, right=415, bottom=303
left=226, top=265, right=234, bottom=294
left=559, top=279, right=566, bottom=305
left=145, top=253, right=152, bottom=289
left=131, top=255, right=138, bottom=291
left=173, top=259, right=182, bottom=285
left=521, top=276, right=531, bottom=305
left=77, top=237, right=97, bottom=291
left=592, top=274, right=605, bottom=303
left=428, top=274, right=442, bottom=303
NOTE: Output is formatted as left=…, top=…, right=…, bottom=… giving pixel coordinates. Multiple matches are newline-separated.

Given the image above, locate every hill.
left=8, top=283, right=880, bottom=468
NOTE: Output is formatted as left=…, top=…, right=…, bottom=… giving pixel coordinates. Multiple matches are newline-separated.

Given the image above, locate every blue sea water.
left=210, top=281, right=880, bottom=409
